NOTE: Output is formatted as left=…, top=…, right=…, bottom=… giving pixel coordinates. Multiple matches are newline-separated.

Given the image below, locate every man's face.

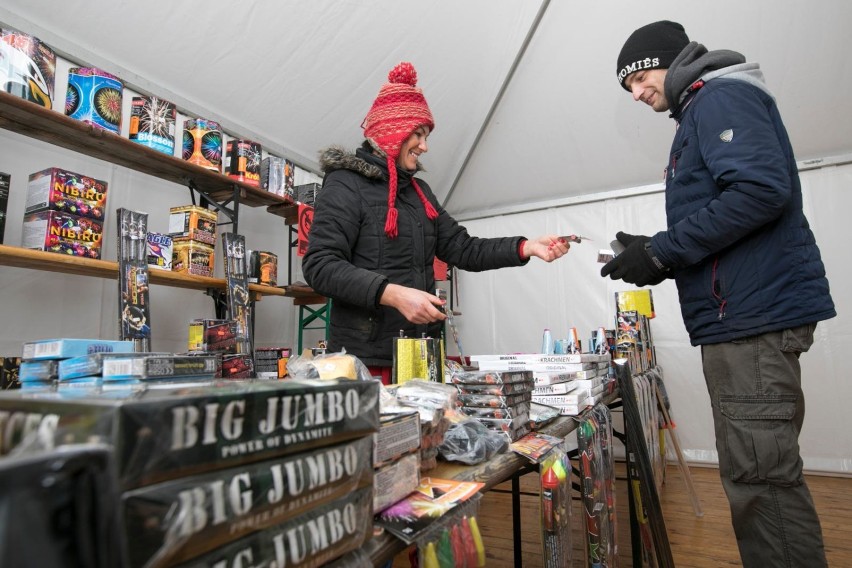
left=624, top=68, right=670, bottom=112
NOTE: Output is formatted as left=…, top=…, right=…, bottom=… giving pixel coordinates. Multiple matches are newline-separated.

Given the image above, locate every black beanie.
left=616, top=20, right=690, bottom=90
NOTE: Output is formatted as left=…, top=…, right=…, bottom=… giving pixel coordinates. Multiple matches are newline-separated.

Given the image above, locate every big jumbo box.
left=0, top=378, right=380, bottom=490
left=25, top=167, right=108, bottom=221
left=22, top=210, right=104, bottom=259
left=123, top=436, right=373, bottom=567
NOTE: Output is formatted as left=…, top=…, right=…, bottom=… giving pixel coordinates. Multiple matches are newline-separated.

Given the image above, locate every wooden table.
left=364, top=392, right=620, bottom=566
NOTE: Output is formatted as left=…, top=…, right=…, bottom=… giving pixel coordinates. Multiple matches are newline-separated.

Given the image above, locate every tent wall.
left=452, top=163, right=852, bottom=475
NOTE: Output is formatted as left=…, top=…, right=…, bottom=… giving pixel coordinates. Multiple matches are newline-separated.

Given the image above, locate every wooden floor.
left=392, top=462, right=852, bottom=567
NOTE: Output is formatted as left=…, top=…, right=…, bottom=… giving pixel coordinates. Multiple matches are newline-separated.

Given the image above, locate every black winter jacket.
left=302, top=146, right=527, bottom=366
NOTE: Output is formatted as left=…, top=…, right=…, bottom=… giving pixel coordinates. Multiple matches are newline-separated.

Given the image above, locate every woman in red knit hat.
left=303, top=61, right=570, bottom=383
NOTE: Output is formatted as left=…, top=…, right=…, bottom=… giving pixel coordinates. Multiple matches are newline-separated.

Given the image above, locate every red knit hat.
left=362, top=62, right=438, bottom=238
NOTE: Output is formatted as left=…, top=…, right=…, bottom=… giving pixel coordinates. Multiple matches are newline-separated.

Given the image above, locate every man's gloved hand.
left=600, top=231, right=668, bottom=286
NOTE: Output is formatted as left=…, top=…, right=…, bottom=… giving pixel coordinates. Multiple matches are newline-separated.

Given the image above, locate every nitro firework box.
left=65, top=67, right=123, bottom=134
left=0, top=378, right=380, bottom=490
left=168, top=205, right=217, bottom=245
left=147, top=232, right=173, bottom=270
left=0, top=29, right=56, bottom=109
left=128, top=95, right=177, bottom=155
left=22, top=209, right=104, bottom=259
left=172, top=238, right=215, bottom=277
left=172, top=486, right=372, bottom=568
left=22, top=338, right=135, bottom=361
left=225, top=139, right=262, bottom=187
left=25, top=167, right=108, bottom=221
left=0, top=172, right=9, bottom=244
left=123, top=436, right=373, bottom=568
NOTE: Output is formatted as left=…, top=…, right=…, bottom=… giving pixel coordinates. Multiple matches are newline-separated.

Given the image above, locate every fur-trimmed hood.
left=318, top=144, right=425, bottom=180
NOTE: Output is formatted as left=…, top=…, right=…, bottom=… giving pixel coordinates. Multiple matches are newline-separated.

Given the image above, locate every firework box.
left=248, top=250, right=278, bottom=287
left=471, top=353, right=611, bottom=365
left=102, top=354, right=218, bottom=380
left=65, top=67, right=123, bottom=134
left=172, top=238, right=215, bottom=277
left=122, top=436, right=373, bottom=568
left=373, top=411, right=421, bottom=468
left=22, top=209, right=104, bottom=259
left=182, top=118, right=223, bottom=172
left=21, top=338, right=135, bottom=361
left=458, top=400, right=531, bottom=420
left=168, top=205, right=217, bottom=245
left=0, top=377, right=380, bottom=490
left=18, top=360, right=59, bottom=383
left=0, top=357, right=21, bottom=390
left=532, top=382, right=581, bottom=396
left=59, top=352, right=171, bottom=381
left=373, top=451, right=420, bottom=513
left=147, top=232, right=173, bottom=270
left=117, top=208, right=151, bottom=350
left=225, top=139, right=262, bottom=187
left=259, top=155, right=295, bottom=197
left=533, top=368, right=603, bottom=386
left=450, top=369, right=532, bottom=386
left=171, top=485, right=372, bottom=568
left=455, top=380, right=534, bottom=397
left=221, top=233, right=252, bottom=356
left=128, top=95, right=177, bottom=155
left=25, top=167, right=108, bottom=221
left=0, top=29, right=56, bottom=109
left=188, top=319, right=238, bottom=353
left=221, top=353, right=254, bottom=379
left=477, top=414, right=531, bottom=441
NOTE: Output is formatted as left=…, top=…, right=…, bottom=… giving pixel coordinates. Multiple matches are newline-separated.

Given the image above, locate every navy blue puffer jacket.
left=650, top=72, right=835, bottom=345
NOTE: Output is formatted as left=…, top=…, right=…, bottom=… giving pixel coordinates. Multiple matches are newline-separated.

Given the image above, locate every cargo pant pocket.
left=719, top=395, right=803, bottom=486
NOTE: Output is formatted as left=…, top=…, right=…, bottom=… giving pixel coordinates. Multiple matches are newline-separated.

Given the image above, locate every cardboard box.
left=25, top=167, right=108, bottom=221
left=172, top=238, right=215, bottom=277
left=22, top=209, right=104, bottom=259
left=168, top=205, right=217, bottom=245
left=373, top=411, right=421, bottom=468
left=146, top=232, right=173, bottom=270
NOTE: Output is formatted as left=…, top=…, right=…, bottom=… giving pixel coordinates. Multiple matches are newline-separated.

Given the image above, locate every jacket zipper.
left=711, top=256, right=727, bottom=320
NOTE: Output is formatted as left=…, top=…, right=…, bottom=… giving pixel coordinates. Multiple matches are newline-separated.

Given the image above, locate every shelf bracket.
left=185, top=180, right=241, bottom=234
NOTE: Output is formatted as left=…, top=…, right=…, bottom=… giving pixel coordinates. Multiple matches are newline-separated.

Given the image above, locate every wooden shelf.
left=0, top=91, right=296, bottom=209
left=0, top=244, right=286, bottom=298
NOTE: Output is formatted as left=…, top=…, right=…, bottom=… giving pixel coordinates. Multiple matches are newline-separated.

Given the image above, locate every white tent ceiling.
left=2, top=0, right=851, bottom=219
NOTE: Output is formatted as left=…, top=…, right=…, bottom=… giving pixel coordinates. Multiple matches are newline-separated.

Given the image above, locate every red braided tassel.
left=385, top=157, right=400, bottom=238
left=412, top=179, right=438, bottom=220
left=385, top=207, right=398, bottom=239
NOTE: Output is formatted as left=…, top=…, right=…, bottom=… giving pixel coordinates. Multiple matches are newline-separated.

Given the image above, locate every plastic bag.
left=285, top=348, right=373, bottom=381
left=438, top=418, right=508, bottom=465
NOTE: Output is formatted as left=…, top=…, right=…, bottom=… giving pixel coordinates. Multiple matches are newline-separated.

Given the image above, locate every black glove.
left=600, top=231, right=668, bottom=286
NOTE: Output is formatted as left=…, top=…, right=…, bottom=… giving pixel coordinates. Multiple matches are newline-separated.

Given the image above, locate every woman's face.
left=397, top=125, right=430, bottom=171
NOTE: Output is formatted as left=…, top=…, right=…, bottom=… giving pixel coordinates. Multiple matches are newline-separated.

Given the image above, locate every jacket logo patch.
left=719, top=129, right=734, bottom=143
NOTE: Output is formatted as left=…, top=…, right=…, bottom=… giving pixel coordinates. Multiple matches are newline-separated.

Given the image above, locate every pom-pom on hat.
left=362, top=62, right=438, bottom=238
left=616, top=20, right=690, bottom=90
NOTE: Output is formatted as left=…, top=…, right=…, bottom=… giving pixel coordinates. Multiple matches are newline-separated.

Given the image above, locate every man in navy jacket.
left=603, top=21, right=835, bottom=567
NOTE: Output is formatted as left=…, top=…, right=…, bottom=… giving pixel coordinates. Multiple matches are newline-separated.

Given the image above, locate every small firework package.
left=248, top=250, right=278, bottom=287
left=128, top=95, right=177, bottom=155
left=122, top=436, right=374, bottom=567
left=65, top=67, right=123, bottom=134
left=221, top=353, right=254, bottom=379
left=225, top=139, right=262, bottom=187
left=22, top=210, right=104, bottom=259
left=458, top=400, right=531, bottom=420
left=454, top=381, right=534, bottom=397
left=182, top=118, right=223, bottom=171
left=253, top=347, right=290, bottom=379
left=25, top=167, right=108, bottom=221
left=0, top=356, right=21, bottom=390
left=373, top=451, right=420, bottom=513
left=116, top=208, right=151, bottom=351
left=188, top=319, right=238, bottom=353
left=0, top=377, right=381, bottom=490
left=373, top=411, right=421, bottom=468
left=172, top=238, right=215, bottom=277
left=455, top=391, right=532, bottom=408
left=168, top=205, right=217, bottom=245
left=259, top=155, right=295, bottom=197
left=393, top=336, right=445, bottom=384
left=450, top=369, right=532, bottom=386
left=0, top=29, right=56, bottom=109
left=146, top=232, right=173, bottom=270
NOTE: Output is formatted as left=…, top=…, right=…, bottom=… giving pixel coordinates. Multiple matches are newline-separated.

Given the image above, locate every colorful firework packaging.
left=248, top=250, right=278, bottom=287
left=65, top=67, right=123, bottom=134
left=22, top=209, right=104, bottom=259
left=0, top=29, right=56, bottom=109
left=260, top=155, right=295, bottom=197
left=25, top=167, right=108, bottom=221
left=225, top=139, right=262, bottom=187
left=540, top=446, right=573, bottom=567
left=168, top=204, right=217, bottom=245
left=172, top=239, right=215, bottom=277
left=129, top=95, right=177, bottom=155
left=221, top=232, right=252, bottom=355
left=146, top=232, right=173, bottom=270
left=116, top=208, right=152, bottom=351
left=182, top=118, right=223, bottom=171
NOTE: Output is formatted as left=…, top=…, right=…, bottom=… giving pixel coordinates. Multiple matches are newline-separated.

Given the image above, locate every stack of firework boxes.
left=21, top=167, right=109, bottom=259
left=470, top=353, right=612, bottom=416
left=449, top=369, right=535, bottom=441
left=168, top=204, right=217, bottom=278
left=0, top=376, right=381, bottom=567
